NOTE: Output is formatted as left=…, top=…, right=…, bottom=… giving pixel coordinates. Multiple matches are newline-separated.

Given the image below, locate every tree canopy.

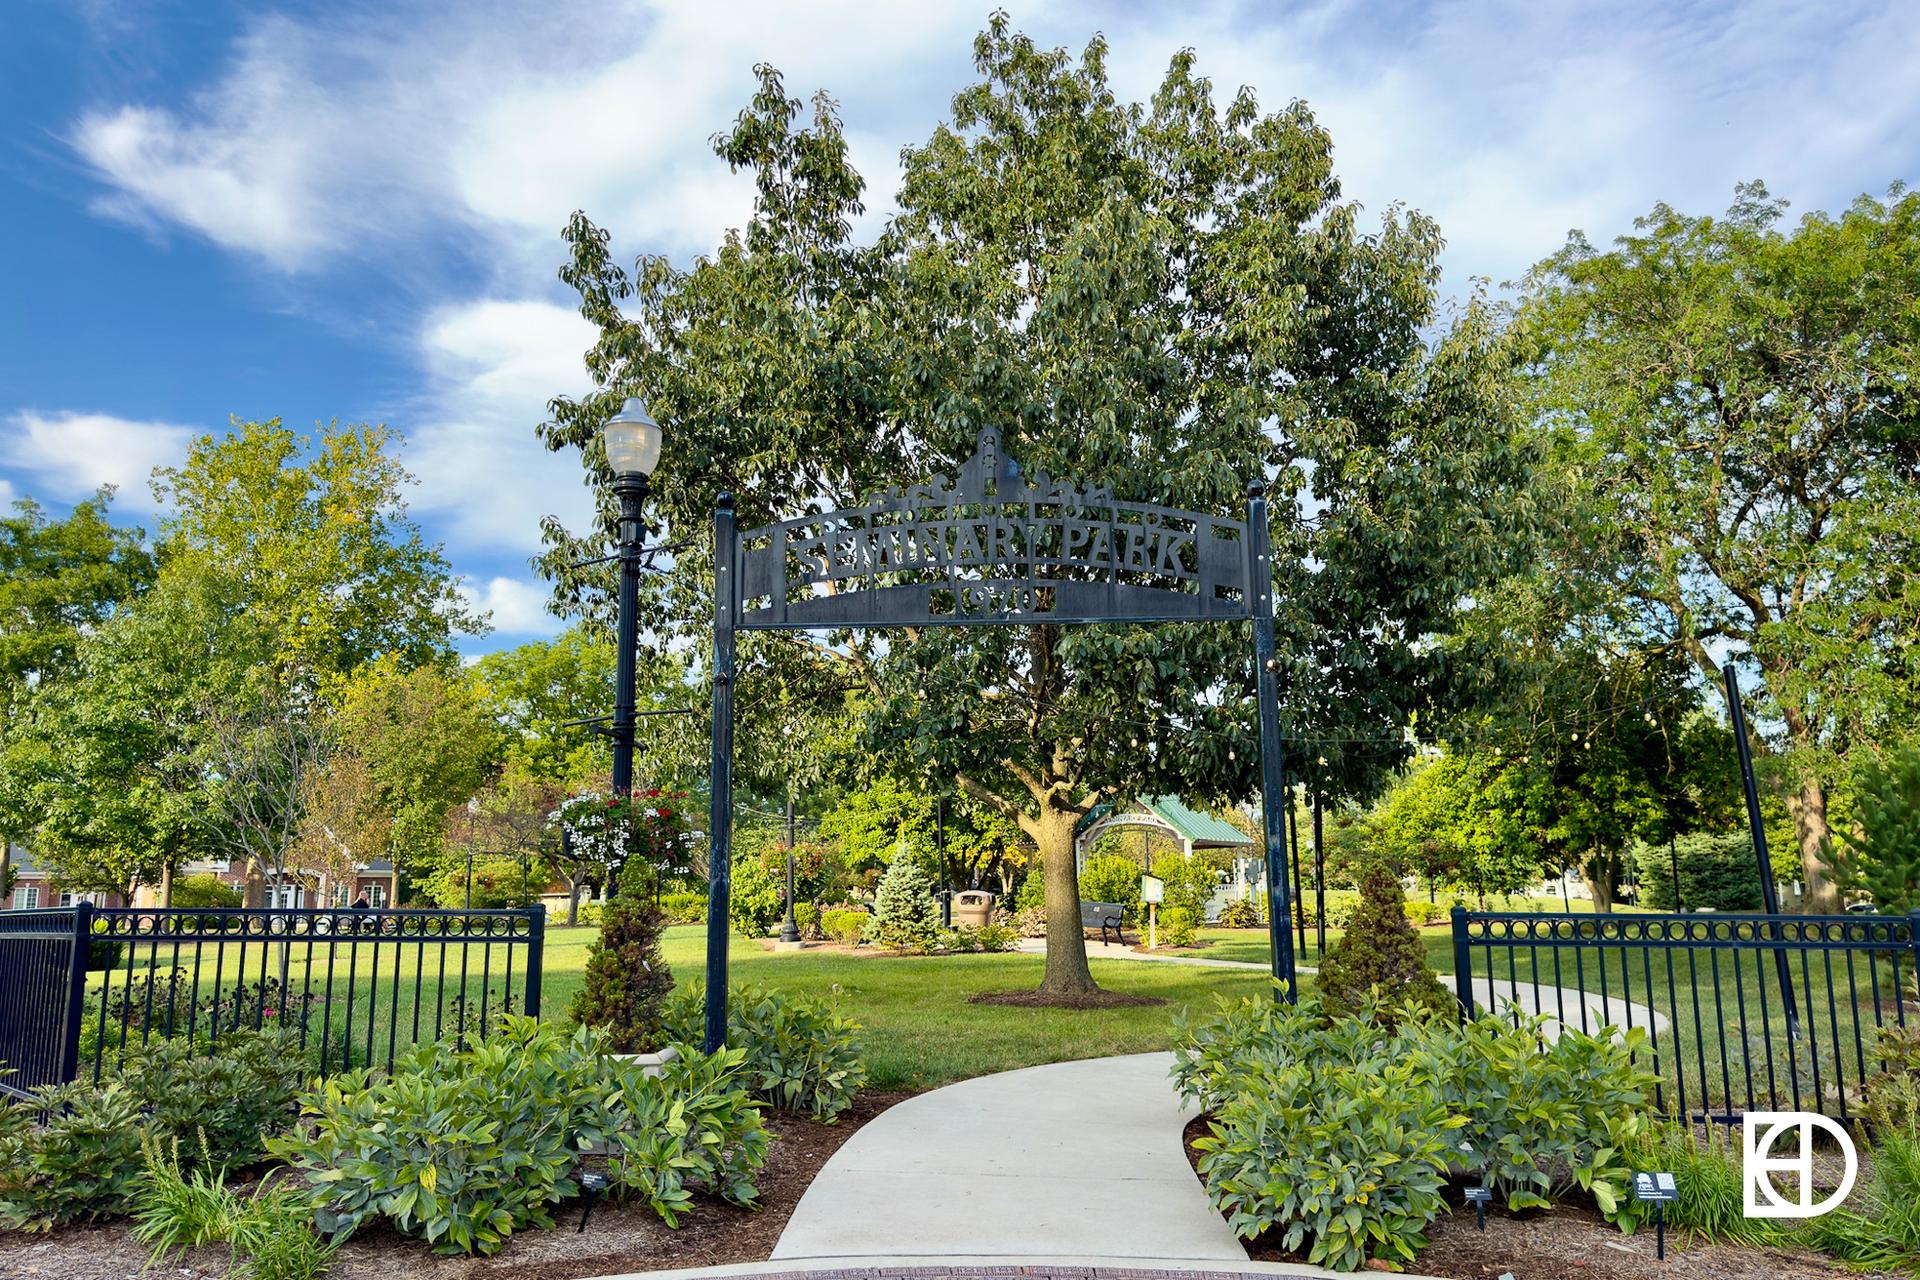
left=539, top=19, right=1534, bottom=993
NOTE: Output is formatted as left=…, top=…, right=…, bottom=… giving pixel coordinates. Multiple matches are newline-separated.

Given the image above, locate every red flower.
left=660, top=809, right=673, bottom=818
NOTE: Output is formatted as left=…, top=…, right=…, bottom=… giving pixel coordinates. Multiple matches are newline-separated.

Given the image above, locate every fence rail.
left=0, top=905, right=545, bottom=1098
left=1453, top=907, right=1917, bottom=1126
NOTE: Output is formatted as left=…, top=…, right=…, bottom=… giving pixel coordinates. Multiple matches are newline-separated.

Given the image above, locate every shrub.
left=1182, top=995, right=1466, bottom=1271
left=866, top=858, right=940, bottom=951
left=1159, top=904, right=1199, bottom=948
left=821, top=907, right=869, bottom=945
left=113, top=1026, right=313, bottom=1168
left=729, top=854, right=785, bottom=937
left=1864, top=1024, right=1920, bottom=1136
left=665, top=983, right=867, bottom=1121
left=171, top=873, right=244, bottom=909
left=1315, top=862, right=1451, bottom=1024
left=1078, top=853, right=1143, bottom=917
left=134, top=1130, right=344, bottom=1280
left=1216, top=898, right=1259, bottom=929
left=571, top=860, right=674, bottom=1053
left=936, top=922, right=1019, bottom=952
left=573, top=899, right=604, bottom=927
left=272, top=1017, right=766, bottom=1254
left=0, top=1081, right=146, bottom=1229
left=1440, top=1012, right=1655, bottom=1215
left=1157, top=854, right=1222, bottom=918
left=1013, top=905, right=1047, bottom=937
left=1631, top=832, right=1765, bottom=911
left=659, top=890, right=707, bottom=924
left=1013, top=864, right=1047, bottom=912
left=794, top=901, right=822, bottom=939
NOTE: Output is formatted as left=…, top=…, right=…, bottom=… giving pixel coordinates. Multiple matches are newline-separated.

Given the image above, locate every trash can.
left=951, top=889, right=995, bottom=928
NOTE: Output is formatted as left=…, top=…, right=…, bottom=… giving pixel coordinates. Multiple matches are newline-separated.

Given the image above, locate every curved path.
left=772, top=1052, right=1242, bottom=1262
left=1015, top=938, right=1668, bottom=1036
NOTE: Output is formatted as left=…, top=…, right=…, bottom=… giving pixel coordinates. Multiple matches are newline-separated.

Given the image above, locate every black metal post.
left=1451, top=904, right=1474, bottom=1020
left=1247, top=484, right=1297, bottom=1000
left=1724, top=663, right=1800, bottom=1038
left=1669, top=837, right=1683, bottom=911
left=464, top=849, right=474, bottom=911
left=937, top=795, right=952, bottom=926
left=523, top=903, right=544, bottom=1019
left=57, top=902, right=93, bottom=1084
left=779, top=786, right=801, bottom=944
left=1312, top=789, right=1326, bottom=958
left=610, top=471, right=649, bottom=797
left=703, top=496, right=738, bottom=1052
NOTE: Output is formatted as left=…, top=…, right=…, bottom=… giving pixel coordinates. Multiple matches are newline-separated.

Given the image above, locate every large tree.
left=539, top=21, right=1533, bottom=994
left=1519, top=183, right=1920, bottom=910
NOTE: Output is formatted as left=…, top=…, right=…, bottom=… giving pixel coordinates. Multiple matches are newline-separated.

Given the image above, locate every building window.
left=331, top=884, right=351, bottom=907
left=368, top=883, right=388, bottom=908
left=270, top=884, right=302, bottom=910
left=12, top=886, right=38, bottom=909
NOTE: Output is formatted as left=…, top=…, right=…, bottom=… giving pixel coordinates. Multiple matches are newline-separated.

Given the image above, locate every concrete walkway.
left=1018, top=937, right=1668, bottom=1035
left=772, top=1052, right=1242, bottom=1263
left=598, top=1258, right=1431, bottom=1280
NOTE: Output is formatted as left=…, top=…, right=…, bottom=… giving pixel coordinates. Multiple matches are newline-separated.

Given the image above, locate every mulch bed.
left=969, top=989, right=1167, bottom=1009
left=1179, top=1115, right=1896, bottom=1280
left=0, top=1092, right=909, bottom=1280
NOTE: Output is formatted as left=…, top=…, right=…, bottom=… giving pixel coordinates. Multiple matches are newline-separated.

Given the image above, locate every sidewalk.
left=771, top=1053, right=1243, bottom=1262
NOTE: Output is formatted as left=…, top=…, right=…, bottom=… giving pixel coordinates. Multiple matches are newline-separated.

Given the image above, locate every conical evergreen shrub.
left=865, top=858, right=941, bottom=951
left=1317, top=860, right=1451, bottom=1024
left=570, top=858, right=674, bottom=1052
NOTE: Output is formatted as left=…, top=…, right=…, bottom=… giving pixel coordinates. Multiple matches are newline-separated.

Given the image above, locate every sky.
left=2, top=0, right=1916, bottom=655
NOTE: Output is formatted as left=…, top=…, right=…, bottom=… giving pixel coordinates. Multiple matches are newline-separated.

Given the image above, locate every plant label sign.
left=1633, top=1171, right=1678, bottom=1203
left=1462, top=1187, right=1493, bottom=1204
left=1141, top=874, right=1164, bottom=904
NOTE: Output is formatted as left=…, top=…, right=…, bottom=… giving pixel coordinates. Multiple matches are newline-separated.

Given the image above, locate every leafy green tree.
left=1518, top=183, right=1920, bottom=910
left=816, top=776, right=1024, bottom=890
left=1827, top=743, right=1920, bottom=913
left=540, top=22, right=1533, bottom=993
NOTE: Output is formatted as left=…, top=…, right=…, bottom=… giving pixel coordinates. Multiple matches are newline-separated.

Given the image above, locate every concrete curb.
left=585, top=1254, right=1445, bottom=1280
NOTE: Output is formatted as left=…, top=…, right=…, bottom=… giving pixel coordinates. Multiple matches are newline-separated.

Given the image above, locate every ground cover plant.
left=663, top=982, right=868, bottom=1121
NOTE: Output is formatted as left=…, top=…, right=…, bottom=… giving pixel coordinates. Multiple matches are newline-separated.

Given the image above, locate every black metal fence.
left=0, top=905, right=545, bottom=1099
left=1453, top=907, right=1918, bottom=1126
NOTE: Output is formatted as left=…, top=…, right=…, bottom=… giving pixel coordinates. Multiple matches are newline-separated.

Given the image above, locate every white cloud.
left=3, top=410, right=199, bottom=513
left=456, top=574, right=561, bottom=637
left=404, top=297, right=600, bottom=554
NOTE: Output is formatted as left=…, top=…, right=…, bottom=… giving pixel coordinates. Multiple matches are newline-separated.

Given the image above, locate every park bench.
left=1080, top=900, right=1125, bottom=946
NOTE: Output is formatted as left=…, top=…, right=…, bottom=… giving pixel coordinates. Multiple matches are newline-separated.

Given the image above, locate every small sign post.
left=1463, top=1184, right=1492, bottom=1231
left=1141, top=874, right=1164, bottom=950
left=1633, top=1170, right=1678, bottom=1259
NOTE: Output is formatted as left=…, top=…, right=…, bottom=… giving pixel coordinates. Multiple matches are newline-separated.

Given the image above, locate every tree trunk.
left=1582, top=859, right=1616, bottom=913
left=160, top=860, right=174, bottom=908
left=1785, top=775, right=1838, bottom=912
left=566, top=875, right=582, bottom=927
left=242, top=857, right=266, bottom=908
left=1035, top=805, right=1097, bottom=995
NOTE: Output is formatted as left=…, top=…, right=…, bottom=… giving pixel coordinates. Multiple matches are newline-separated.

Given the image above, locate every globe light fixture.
left=604, top=397, right=662, bottom=478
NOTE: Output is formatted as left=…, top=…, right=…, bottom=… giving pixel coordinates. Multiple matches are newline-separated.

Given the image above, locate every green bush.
left=1315, top=862, right=1451, bottom=1024
left=665, top=983, right=867, bottom=1121
left=1864, top=1024, right=1920, bottom=1135
left=1799, top=1132, right=1920, bottom=1271
left=571, top=860, right=674, bottom=1053
left=1157, top=854, right=1222, bottom=918
left=113, top=1026, right=313, bottom=1169
left=170, top=873, right=244, bottom=909
left=1173, top=993, right=1658, bottom=1270
left=820, top=906, right=869, bottom=945
left=271, top=1018, right=766, bottom=1254
left=659, top=890, right=707, bottom=924
left=0, top=1081, right=146, bottom=1230
left=1078, top=853, right=1143, bottom=917
left=1159, top=904, right=1198, bottom=948
left=1631, top=832, right=1765, bottom=911
left=1441, top=1012, right=1654, bottom=1215
left=794, top=901, right=822, bottom=939
left=935, top=921, right=1019, bottom=952
left=1179, top=994, right=1465, bottom=1271
left=866, top=858, right=940, bottom=951
left=1014, top=863, right=1047, bottom=912
left=729, top=854, right=785, bottom=937
left=1216, top=898, right=1259, bottom=929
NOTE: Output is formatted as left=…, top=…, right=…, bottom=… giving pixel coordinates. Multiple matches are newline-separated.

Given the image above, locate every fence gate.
left=0, top=904, right=91, bottom=1099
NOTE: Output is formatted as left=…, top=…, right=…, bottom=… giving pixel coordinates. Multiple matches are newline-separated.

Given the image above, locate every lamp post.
left=779, top=788, right=801, bottom=944
left=603, top=397, right=664, bottom=800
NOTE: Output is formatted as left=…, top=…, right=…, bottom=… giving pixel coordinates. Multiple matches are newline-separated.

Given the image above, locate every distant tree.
left=1826, top=742, right=1920, bottom=913
left=1518, top=182, right=1920, bottom=910
left=817, top=776, right=1025, bottom=890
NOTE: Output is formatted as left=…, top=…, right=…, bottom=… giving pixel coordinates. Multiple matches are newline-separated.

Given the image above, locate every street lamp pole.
left=603, top=398, right=663, bottom=802
left=779, top=787, right=801, bottom=944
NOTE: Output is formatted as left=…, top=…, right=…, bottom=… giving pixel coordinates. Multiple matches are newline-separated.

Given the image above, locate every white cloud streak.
left=2, top=410, right=199, bottom=514
left=456, top=573, right=562, bottom=637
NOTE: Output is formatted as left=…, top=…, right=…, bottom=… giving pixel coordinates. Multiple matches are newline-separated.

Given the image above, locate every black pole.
left=779, top=786, right=801, bottom=943
left=1312, top=789, right=1326, bottom=958
left=937, top=796, right=952, bottom=926
left=1724, top=663, right=1799, bottom=1038
left=1670, top=837, right=1683, bottom=911
left=609, top=471, right=649, bottom=798
left=703, top=495, right=738, bottom=1052
left=1247, top=484, right=1297, bottom=1000
left=464, top=849, right=473, bottom=911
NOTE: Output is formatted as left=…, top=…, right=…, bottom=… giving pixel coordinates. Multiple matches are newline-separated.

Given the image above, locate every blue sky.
left=3, top=0, right=1916, bottom=655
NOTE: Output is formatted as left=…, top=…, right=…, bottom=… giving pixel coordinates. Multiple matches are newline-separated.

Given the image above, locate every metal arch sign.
left=698, top=424, right=1296, bottom=1054
left=726, top=427, right=1255, bottom=630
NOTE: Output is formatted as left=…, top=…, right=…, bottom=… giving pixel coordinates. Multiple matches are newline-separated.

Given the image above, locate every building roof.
left=1077, top=796, right=1254, bottom=850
